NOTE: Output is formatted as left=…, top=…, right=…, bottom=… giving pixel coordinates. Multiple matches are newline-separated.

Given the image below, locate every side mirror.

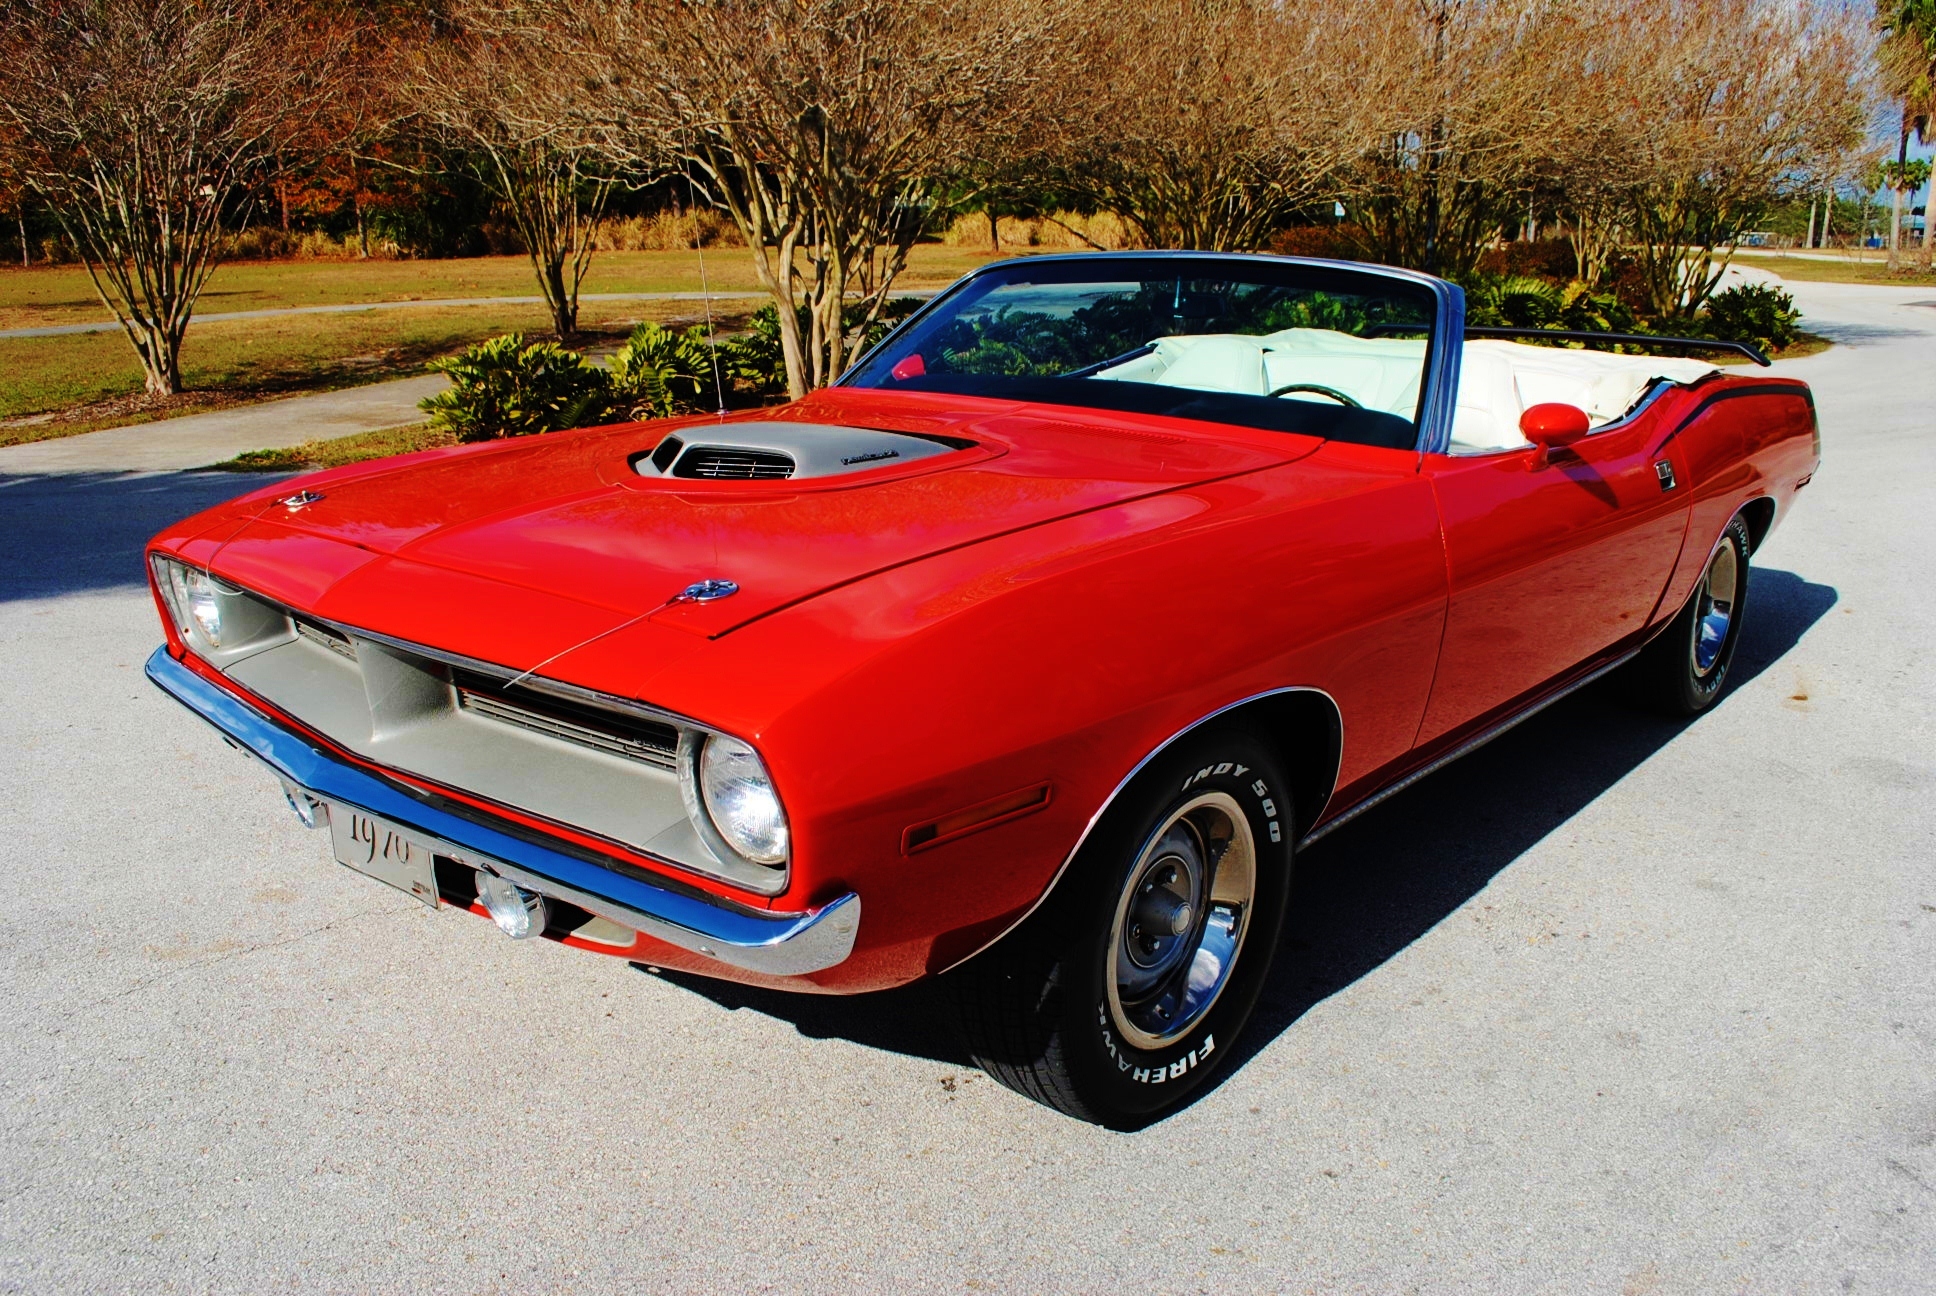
left=1518, top=403, right=1590, bottom=467
left=1519, top=402, right=1590, bottom=447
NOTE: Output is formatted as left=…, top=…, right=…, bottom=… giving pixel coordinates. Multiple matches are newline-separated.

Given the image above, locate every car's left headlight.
left=695, top=734, right=789, bottom=865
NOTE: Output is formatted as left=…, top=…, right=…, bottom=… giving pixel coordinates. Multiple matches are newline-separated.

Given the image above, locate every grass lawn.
left=0, top=245, right=998, bottom=445
left=209, top=422, right=455, bottom=472
left=0, top=297, right=734, bottom=446
left=1734, top=249, right=1936, bottom=286
left=0, top=245, right=995, bottom=331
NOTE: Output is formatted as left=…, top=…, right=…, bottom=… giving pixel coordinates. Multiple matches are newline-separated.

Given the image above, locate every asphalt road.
left=1, top=276, right=1931, bottom=1293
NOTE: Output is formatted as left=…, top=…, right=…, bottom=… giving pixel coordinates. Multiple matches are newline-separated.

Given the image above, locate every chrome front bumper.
left=146, top=646, right=859, bottom=976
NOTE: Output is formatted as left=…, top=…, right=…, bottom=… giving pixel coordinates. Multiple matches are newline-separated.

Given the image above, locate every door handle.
left=1654, top=460, right=1678, bottom=491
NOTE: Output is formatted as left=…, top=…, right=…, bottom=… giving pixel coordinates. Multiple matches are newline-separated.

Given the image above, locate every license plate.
left=328, top=804, right=440, bottom=907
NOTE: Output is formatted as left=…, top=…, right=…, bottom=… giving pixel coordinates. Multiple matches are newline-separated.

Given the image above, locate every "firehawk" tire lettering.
left=1097, top=1002, right=1217, bottom=1083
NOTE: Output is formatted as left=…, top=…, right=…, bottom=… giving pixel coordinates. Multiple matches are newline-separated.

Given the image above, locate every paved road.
left=1, top=277, right=1931, bottom=1293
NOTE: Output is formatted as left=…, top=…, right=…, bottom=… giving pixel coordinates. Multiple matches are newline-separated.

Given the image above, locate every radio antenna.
left=686, top=156, right=728, bottom=421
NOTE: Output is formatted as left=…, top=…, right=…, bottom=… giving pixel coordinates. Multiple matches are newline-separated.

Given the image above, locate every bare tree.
left=1041, top=0, right=1394, bottom=253
left=0, top=0, right=365, bottom=396
left=1595, top=0, right=1872, bottom=318
left=410, top=9, right=617, bottom=337
left=567, top=0, right=1054, bottom=397
left=1344, top=0, right=1567, bottom=277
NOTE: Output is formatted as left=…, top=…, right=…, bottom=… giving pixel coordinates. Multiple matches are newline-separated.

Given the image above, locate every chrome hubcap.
left=1106, top=792, right=1256, bottom=1051
left=1692, top=541, right=1739, bottom=677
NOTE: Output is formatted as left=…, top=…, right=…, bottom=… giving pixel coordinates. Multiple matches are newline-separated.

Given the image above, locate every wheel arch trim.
left=937, top=685, right=1341, bottom=976
left=1737, top=495, right=1778, bottom=553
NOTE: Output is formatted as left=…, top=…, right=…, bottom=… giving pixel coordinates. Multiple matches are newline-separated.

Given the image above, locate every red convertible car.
left=147, top=254, right=1817, bottom=1125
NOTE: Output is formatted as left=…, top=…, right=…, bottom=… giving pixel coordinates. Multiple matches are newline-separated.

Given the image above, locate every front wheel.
left=1624, top=515, right=1751, bottom=716
left=952, top=730, right=1293, bottom=1126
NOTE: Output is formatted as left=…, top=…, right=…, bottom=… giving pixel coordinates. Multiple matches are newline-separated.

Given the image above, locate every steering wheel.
left=1267, top=382, right=1361, bottom=408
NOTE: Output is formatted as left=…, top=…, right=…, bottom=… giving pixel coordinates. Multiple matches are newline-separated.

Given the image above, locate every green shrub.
left=715, top=298, right=926, bottom=396
left=1559, top=283, right=1638, bottom=335
left=419, top=334, right=616, bottom=442
left=717, top=305, right=793, bottom=395
left=609, top=321, right=718, bottom=418
left=1700, top=283, right=1800, bottom=353
left=1464, top=274, right=1564, bottom=328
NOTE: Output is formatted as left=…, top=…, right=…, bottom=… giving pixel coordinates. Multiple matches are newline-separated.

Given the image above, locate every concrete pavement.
left=0, top=374, right=448, bottom=473
left=0, top=275, right=1930, bottom=1293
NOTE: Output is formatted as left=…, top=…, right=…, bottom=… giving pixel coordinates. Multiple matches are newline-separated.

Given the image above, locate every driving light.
left=699, top=735, right=789, bottom=864
left=280, top=782, right=327, bottom=830
left=476, top=872, right=548, bottom=939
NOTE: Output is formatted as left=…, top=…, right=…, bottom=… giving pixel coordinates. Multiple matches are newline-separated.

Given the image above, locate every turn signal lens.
left=699, top=735, right=789, bottom=865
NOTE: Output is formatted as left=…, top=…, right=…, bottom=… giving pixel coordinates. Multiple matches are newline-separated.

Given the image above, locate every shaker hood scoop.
left=637, top=420, right=964, bottom=480
left=207, top=404, right=1316, bottom=649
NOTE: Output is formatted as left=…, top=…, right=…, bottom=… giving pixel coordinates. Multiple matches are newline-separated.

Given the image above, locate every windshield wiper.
left=1060, top=342, right=1157, bottom=379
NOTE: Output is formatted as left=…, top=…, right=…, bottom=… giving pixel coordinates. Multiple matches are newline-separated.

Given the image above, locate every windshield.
left=843, top=256, right=1438, bottom=449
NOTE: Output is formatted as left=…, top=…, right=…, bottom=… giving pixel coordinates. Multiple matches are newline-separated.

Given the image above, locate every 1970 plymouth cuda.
left=147, top=253, right=1817, bottom=1125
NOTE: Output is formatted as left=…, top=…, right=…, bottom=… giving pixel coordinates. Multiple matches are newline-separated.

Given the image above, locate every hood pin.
left=673, top=579, right=739, bottom=603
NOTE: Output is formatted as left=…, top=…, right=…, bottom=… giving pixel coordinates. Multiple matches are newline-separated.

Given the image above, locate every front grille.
left=673, top=448, right=795, bottom=480
left=294, top=617, right=357, bottom=660
left=453, top=671, right=678, bottom=770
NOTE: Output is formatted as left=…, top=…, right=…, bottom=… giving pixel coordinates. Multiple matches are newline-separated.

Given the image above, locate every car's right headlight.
left=695, top=734, right=790, bottom=865
left=150, top=554, right=225, bottom=649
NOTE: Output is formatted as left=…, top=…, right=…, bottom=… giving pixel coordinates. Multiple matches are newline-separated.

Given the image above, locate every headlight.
left=697, top=735, right=789, bottom=865
left=150, top=555, right=223, bottom=648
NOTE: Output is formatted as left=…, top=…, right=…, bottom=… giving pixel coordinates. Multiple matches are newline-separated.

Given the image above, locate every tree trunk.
left=1889, top=131, right=1908, bottom=271
left=128, top=320, right=182, bottom=397
left=543, top=254, right=576, bottom=337
left=1889, top=187, right=1903, bottom=270
left=1921, top=178, right=1933, bottom=272
left=17, top=209, right=27, bottom=267
left=1821, top=191, right=1832, bottom=248
left=353, top=157, right=368, bottom=259
left=988, top=209, right=999, bottom=253
left=1804, top=197, right=1816, bottom=251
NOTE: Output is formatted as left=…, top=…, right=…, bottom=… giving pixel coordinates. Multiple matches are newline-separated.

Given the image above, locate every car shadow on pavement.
left=646, top=567, right=1839, bottom=1107
left=1801, top=321, right=1925, bottom=347
left=0, top=470, right=286, bottom=603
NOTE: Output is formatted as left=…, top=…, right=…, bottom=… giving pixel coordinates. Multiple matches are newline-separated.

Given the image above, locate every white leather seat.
left=1449, top=341, right=1718, bottom=454
left=1150, top=335, right=1270, bottom=397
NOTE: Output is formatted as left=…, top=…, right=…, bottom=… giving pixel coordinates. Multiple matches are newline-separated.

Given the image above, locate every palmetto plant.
left=608, top=321, right=718, bottom=418
left=420, top=334, right=616, bottom=441
left=1463, top=274, right=1565, bottom=329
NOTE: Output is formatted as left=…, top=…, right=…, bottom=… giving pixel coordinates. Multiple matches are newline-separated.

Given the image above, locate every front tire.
left=952, top=730, right=1293, bottom=1127
left=1625, top=515, right=1751, bottom=716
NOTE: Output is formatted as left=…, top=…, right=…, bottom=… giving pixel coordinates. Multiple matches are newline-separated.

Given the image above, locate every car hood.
left=198, top=392, right=1316, bottom=671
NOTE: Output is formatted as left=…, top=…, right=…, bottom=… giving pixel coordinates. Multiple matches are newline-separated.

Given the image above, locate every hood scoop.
left=636, top=421, right=964, bottom=482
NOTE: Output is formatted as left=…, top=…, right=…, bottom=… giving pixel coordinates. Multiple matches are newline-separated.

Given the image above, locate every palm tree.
left=1880, top=1, right=1936, bottom=270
